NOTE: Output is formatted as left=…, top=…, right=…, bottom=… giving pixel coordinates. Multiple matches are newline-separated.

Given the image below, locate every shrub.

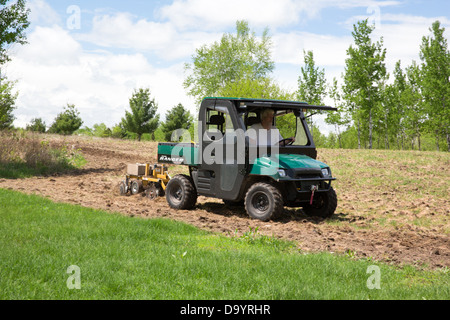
left=0, top=130, right=85, bottom=178
left=26, top=118, right=46, bottom=133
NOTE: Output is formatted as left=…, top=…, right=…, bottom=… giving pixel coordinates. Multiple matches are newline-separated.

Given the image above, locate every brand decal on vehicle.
left=159, top=155, right=184, bottom=163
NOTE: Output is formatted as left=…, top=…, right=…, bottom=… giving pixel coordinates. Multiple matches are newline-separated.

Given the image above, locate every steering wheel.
left=279, top=138, right=294, bottom=146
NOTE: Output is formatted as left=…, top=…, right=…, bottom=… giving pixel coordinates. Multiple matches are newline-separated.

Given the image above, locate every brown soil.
left=1, top=135, right=448, bottom=270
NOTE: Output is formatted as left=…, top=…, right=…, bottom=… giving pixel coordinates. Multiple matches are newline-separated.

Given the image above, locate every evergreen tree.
left=161, top=103, right=193, bottom=142
left=48, top=104, right=83, bottom=135
left=121, top=88, right=159, bottom=141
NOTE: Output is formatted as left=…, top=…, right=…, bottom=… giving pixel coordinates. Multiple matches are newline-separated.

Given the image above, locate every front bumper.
left=286, top=177, right=335, bottom=193
left=276, top=168, right=335, bottom=192
left=276, top=169, right=336, bottom=205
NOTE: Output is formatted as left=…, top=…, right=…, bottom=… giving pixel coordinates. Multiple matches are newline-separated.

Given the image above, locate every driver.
left=248, top=108, right=295, bottom=146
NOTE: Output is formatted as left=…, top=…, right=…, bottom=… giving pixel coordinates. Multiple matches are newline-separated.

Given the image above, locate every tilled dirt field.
left=1, top=135, right=448, bottom=270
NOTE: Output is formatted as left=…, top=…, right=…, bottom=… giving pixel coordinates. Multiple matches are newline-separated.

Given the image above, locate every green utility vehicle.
left=157, top=97, right=338, bottom=221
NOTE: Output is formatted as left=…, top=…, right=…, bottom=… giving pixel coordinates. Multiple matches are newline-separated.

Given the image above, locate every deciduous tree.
left=343, top=19, right=387, bottom=149
left=404, top=61, right=426, bottom=150
left=0, top=0, right=29, bottom=129
left=184, top=20, right=274, bottom=104
left=325, top=78, right=350, bottom=148
left=0, top=77, right=17, bottom=129
left=26, top=117, right=46, bottom=133
left=297, top=50, right=327, bottom=106
left=0, top=0, right=30, bottom=65
left=419, top=20, right=450, bottom=151
left=297, top=50, right=327, bottom=135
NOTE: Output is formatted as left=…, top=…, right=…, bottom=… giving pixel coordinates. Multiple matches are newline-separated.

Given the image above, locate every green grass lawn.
left=0, top=188, right=448, bottom=300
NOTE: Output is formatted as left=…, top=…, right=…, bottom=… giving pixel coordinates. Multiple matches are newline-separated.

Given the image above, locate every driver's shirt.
left=248, top=123, right=283, bottom=146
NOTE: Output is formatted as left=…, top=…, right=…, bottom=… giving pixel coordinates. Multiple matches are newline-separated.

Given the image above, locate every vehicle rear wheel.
left=245, top=182, right=283, bottom=221
left=302, top=187, right=337, bottom=218
left=165, top=174, right=197, bottom=210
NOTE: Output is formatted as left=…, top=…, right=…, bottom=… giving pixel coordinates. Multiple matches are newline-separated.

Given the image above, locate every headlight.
left=321, top=168, right=330, bottom=177
left=277, top=169, right=287, bottom=177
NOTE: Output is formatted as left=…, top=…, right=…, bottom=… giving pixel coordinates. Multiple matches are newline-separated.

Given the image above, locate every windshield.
left=275, top=110, right=309, bottom=146
left=242, top=109, right=310, bottom=146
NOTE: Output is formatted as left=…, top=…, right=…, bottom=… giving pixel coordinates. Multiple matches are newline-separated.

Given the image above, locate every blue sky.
left=5, top=0, right=450, bottom=131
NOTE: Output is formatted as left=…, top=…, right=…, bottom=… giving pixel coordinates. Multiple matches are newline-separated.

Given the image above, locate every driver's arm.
left=279, top=136, right=296, bottom=146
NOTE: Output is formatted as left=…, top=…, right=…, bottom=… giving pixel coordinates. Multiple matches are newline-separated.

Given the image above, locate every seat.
left=208, top=114, right=225, bottom=126
left=246, top=116, right=260, bottom=127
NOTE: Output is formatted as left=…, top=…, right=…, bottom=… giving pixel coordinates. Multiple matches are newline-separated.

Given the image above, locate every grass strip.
left=0, top=188, right=448, bottom=300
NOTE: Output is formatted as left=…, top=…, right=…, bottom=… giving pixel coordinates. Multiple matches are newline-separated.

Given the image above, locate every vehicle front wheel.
left=244, top=182, right=283, bottom=221
left=165, top=174, right=197, bottom=210
left=302, top=187, right=337, bottom=218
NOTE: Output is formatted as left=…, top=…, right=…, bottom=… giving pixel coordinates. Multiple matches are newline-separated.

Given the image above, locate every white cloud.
left=341, top=13, right=450, bottom=71
left=80, top=13, right=176, bottom=51
left=273, top=32, right=352, bottom=67
left=272, top=11, right=450, bottom=88
left=321, top=0, right=401, bottom=8
left=158, top=0, right=402, bottom=31
left=18, top=25, right=82, bottom=66
left=27, top=0, right=62, bottom=26
left=158, top=0, right=305, bottom=30
left=375, top=14, right=450, bottom=69
left=76, top=12, right=221, bottom=61
left=8, top=25, right=196, bottom=129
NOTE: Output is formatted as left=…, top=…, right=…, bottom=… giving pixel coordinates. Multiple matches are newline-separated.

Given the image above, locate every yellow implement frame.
left=121, top=163, right=171, bottom=198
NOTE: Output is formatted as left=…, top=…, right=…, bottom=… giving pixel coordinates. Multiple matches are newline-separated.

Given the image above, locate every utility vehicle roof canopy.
left=203, top=97, right=338, bottom=111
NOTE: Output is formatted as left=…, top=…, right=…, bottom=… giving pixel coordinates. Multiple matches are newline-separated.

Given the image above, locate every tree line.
left=334, top=20, right=449, bottom=152
left=24, top=89, right=194, bottom=143
left=182, top=20, right=449, bottom=152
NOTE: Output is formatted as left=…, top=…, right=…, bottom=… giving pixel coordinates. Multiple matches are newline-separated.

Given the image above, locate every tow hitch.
left=310, top=185, right=318, bottom=205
